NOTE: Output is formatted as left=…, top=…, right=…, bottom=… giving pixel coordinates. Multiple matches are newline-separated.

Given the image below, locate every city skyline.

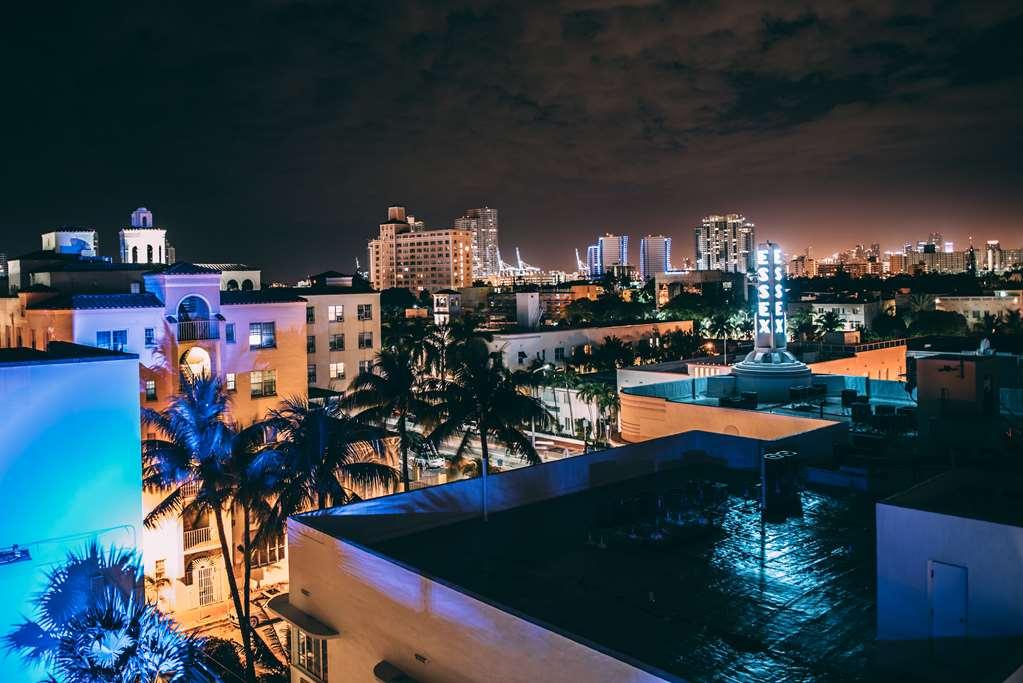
left=2, top=3, right=1021, bottom=280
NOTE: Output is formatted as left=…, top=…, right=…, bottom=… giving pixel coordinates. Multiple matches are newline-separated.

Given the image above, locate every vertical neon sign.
left=755, top=241, right=786, bottom=350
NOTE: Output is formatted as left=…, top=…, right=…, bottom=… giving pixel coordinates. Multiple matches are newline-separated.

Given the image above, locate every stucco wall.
left=877, top=503, right=1023, bottom=640
left=809, top=345, right=906, bottom=381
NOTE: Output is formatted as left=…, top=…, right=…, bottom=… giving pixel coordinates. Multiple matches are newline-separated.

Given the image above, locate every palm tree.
left=977, top=312, right=999, bottom=336
left=575, top=380, right=613, bottom=447
left=730, top=309, right=755, bottom=341
left=428, top=350, right=552, bottom=520
left=347, top=349, right=433, bottom=491
left=4, top=543, right=205, bottom=682
left=658, top=329, right=701, bottom=361
left=141, top=374, right=264, bottom=683
left=264, top=397, right=399, bottom=511
left=593, top=335, right=634, bottom=371
left=906, top=293, right=935, bottom=321
left=997, top=310, right=1023, bottom=335
left=702, top=312, right=735, bottom=364
left=815, top=310, right=846, bottom=338
left=789, top=306, right=817, bottom=343
left=596, top=384, right=622, bottom=443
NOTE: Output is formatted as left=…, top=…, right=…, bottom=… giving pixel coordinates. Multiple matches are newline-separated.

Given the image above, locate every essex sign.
left=755, top=242, right=787, bottom=350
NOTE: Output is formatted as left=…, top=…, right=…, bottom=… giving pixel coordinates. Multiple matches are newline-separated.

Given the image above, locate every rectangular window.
left=250, top=370, right=277, bottom=398
left=329, top=362, right=345, bottom=380
left=327, top=305, right=344, bottom=322
left=307, top=364, right=317, bottom=383
left=144, top=328, right=156, bottom=347
left=358, top=360, right=372, bottom=375
left=357, top=331, right=373, bottom=349
left=554, top=347, right=565, bottom=361
left=112, top=330, right=127, bottom=351
left=307, top=335, right=316, bottom=353
left=329, top=334, right=345, bottom=351
left=357, top=303, right=373, bottom=320
left=96, top=330, right=112, bottom=349
left=154, top=559, right=166, bottom=580
left=145, top=379, right=157, bottom=402
left=225, top=373, right=236, bottom=392
left=249, top=322, right=276, bottom=349
left=225, top=323, right=236, bottom=344
left=295, top=629, right=328, bottom=682
left=250, top=531, right=286, bottom=569
left=306, top=306, right=316, bottom=324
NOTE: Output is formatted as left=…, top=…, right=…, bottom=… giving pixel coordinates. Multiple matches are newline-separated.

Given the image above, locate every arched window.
left=241, top=279, right=254, bottom=291
left=180, top=346, right=212, bottom=380
left=226, top=279, right=239, bottom=291
left=131, top=246, right=138, bottom=263
left=147, top=244, right=154, bottom=263
left=177, top=295, right=210, bottom=322
left=159, top=245, right=163, bottom=263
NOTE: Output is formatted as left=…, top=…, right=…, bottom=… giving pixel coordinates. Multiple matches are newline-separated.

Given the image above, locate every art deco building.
left=368, top=206, right=473, bottom=292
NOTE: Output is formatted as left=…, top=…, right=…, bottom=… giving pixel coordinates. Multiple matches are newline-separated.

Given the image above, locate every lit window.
left=250, top=370, right=277, bottom=398
left=295, top=629, right=328, bottom=681
left=226, top=373, right=236, bottom=392
left=145, top=379, right=157, bottom=402
left=144, top=328, right=156, bottom=347
left=327, top=305, right=344, bottom=322
left=249, top=322, right=276, bottom=349
left=329, top=362, right=345, bottom=379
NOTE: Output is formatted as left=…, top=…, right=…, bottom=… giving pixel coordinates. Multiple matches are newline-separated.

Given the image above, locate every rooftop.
left=25, top=292, right=164, bottom=310
left=0, top=341, right=136, bottom=366
left=194, top=263, right=255, bottom=271
left=883, top=469, right=1023, bottom=528
left=153, top=262, right=223, bottom=275
left=308, top=456, right=1022, bottom=682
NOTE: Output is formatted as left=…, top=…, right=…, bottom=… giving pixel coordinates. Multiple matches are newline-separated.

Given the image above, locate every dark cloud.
left=1, top=0, right=1021, bottom=276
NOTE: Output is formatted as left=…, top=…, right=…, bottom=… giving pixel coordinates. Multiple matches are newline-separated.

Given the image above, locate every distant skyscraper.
left=455, top=206, right=500, bottom=277
left=693, top=214, right=755, bottom=273
left=0, top=252, right=7, bottom=279
left=639, top=235, right=671, bottom=281
left=586, top=234, right=628, bottom=278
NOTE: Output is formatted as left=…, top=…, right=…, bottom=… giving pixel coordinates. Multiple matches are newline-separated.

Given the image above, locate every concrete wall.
left=877, top=503, right=1023, bottom=640
left=810, top=345, right=906, bottom=381
left=0, top=352, right=142, bottom=680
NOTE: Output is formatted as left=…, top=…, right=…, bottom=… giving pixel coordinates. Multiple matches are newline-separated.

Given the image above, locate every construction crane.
left=496, top=247, right=542, bottom=276
left=575, top=248, right=588, bottom=273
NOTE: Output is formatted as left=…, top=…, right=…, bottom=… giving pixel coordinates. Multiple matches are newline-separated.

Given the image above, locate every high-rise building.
left=455, top=206, right=499, bottom=277
left=0, top=252, right=7, bottom=279
left=693, top=214, right=755, bottom=273
left=119, top=207, right=169, bottom=265
left=586, top=234, right=628, bottom=278
left=368, top=206, right=474, bottom=292
left=639, top=235, right=671, bottom=282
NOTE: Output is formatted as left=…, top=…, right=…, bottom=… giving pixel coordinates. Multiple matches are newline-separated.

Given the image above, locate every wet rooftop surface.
left=376, top=465, right=1021, bottom=682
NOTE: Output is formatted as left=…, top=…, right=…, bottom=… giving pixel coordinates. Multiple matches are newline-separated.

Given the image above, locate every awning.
left=265, top=593, right=340, bottom=638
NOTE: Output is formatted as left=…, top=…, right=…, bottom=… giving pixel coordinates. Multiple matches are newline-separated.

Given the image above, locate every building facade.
left=300, top=287, right=380, bottom=392
left=455, top=206, right=500, bottom=278
left=368, top=206, right=473, bottom=292
left=119, top=207, right=169, bottom=265
left=694, top=214, right=755, bottom=273
left=935, top=290, right=1022, bottom=327
left=638, top=235, right=671, bottom=282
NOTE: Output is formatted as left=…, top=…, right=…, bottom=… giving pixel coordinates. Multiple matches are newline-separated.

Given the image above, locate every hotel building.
left=694, top=214, right=755, bottom=273
left=368, top=206, right=473, bottom=292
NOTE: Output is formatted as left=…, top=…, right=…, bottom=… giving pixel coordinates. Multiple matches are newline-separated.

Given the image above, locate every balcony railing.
left=180, top=481, right=201, bottom=499
left=177, top=319, right=220, bottom=342
left=183, top=526, right=213, bottom=551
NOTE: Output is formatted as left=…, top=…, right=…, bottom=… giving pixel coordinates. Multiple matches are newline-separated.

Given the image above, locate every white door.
left=929, top=560, right=967, bottom=638
left=196, top=563, right=219, bottom=607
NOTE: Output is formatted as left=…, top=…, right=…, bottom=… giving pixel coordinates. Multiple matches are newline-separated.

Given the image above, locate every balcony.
left=183, top=526, right=214, bottom=551
left=177, top=319, right=220, bottom=342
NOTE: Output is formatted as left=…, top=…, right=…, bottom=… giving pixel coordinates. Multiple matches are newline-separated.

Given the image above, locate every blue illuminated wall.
left=0, top=350, right=142, bottom=680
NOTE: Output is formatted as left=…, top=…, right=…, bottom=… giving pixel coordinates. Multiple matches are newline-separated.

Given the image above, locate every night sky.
left=2, top=1, right=1022, bottom=280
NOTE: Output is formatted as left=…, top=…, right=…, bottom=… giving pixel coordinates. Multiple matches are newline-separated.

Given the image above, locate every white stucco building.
left=120, top=207, right=169, bottom=265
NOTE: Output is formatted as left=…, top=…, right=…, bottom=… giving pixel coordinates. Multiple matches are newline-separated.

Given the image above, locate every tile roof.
left=154, top=262, right=223, bottom=275
left=26, top=292, right=164, bottom=311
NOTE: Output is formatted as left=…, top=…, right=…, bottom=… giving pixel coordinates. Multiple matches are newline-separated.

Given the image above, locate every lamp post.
left=530, top=363, right=553, bottom=447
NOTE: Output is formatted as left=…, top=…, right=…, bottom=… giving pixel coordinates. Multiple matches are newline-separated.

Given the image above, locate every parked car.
left=229, top=585, right=284, bottom=629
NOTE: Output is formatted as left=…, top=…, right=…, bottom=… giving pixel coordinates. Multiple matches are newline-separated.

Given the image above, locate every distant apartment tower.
left=694, top=214, right=755, bottom=273
left=455, top=206, right=500, bottom=277
left=119, top=207, right=169, bottom=265
left=0, top=252, right=7, bottom=279
left=587, top=234, right=628, bottom=278
left=368, top=206, right=474, bottom=292
left=639, top=235, right=671, bottom=282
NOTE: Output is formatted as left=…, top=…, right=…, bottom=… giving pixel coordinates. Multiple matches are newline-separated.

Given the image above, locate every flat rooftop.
left=360, top=464, right=1018, bottom=682
left=0, top=342, right=136, bottom=366
left=883, top=469, right=1023, bottom=528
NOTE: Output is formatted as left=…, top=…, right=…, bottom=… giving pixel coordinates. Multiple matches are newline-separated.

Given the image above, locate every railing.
left=177, top=319, right=220, bottom=341
left=180, top=481, right=201, bottom=499
left=183, top=526, right=213, bottom=551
